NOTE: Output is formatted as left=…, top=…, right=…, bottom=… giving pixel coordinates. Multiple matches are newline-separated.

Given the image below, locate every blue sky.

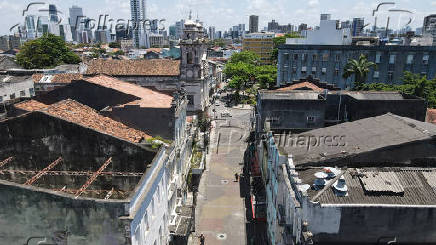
left=0, top=0, right=435, bottom=34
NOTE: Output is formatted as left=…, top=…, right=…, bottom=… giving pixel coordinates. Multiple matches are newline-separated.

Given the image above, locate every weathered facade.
left=257, top=114, right=436, bottom=245
left=0, top=101, right=171, bottom=245
left=277, top=45, right=436, bottom=89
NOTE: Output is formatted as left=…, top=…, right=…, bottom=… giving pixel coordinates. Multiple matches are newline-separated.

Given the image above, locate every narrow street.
left=192, top=97, right=252, bottom=245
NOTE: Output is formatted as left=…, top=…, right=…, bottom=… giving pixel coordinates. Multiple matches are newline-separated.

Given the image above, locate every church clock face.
left=187, top=70, right=193, bottom=78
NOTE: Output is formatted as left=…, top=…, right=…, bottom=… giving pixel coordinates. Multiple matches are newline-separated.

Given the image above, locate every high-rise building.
left=175, top=20, right=185, bottom=39
left=242, top=32, right=274, bottom=65
left=268, top=20, right=279, bottom=32
left=238, top=24, right=246, bottom=36
left=320, top=14, right=331, bottom=21
left=209, top=26, right=216, bottom=40
left=216, top=31, right=222, bottom=39
left=352, top=18, right=365, bottom=36
left=249, top=15, right=259, bottom=33
left=298, top=23, right=308, bottom=32
left=49, top=4, right=59, bottom=23
left=130, top=0, right=147, bottom=47
left=24, top=15, right=37, bottom=40
left=69, top=5, right=83, bottom=42
left=423, top=15, right=436, bottom=46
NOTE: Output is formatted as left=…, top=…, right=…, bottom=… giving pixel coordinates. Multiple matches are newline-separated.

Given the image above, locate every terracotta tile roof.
left=275, top=82, right=324, bottom=92
left=14, top=99, right=151, bottom=143
left=32, top=73, right=83, bottom=84
left=427, top=109, right=436, bottom=124
left=85, top=59, right=180, bottom=76
left=42, top=99, right=151, bottom=143
left=14, top=100, right=48, bottom=112
left=85, top=75, right=174, bottom=108
left=146, top=48, right=163, bottom=53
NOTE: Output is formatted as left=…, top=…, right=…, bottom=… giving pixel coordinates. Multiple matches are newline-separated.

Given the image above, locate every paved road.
left=193, top=97, right=252, bottom=245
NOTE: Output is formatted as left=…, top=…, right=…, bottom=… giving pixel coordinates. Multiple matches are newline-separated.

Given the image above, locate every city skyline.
left=0, top=0, right=435, bottom=35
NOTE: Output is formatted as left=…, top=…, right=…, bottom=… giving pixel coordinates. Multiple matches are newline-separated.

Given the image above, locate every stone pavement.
left=192, top=102, right=252, bottom=245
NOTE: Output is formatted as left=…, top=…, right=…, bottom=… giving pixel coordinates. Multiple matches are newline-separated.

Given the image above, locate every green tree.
left=109, top=42, right=121, bottom=48
left=16, top=34, right=81, bottom=69
left=271, top=32, right=301, bottom=63
left=343, top=54, right=377, bottom=90
left=255, top=65, right=277, bottom=89
left=359, top=72, right=436, bottom=108
left=228, top=51, right=260, bottom=65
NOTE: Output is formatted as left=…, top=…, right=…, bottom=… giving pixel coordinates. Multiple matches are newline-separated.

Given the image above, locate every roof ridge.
left=385, top=113, right=435, bottom=136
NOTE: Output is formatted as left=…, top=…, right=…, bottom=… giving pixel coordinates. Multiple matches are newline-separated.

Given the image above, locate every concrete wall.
left=0, top=78, right=34, bottom=103
left=0, top=181, right=130, bottom=245
left=308, top=204, right=436, bottom=244
left=258, top=98, right=326, bottom=132
left=106, top=106, right=176, bottom=140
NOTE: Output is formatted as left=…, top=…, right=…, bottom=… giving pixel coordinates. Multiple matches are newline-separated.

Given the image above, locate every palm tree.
left=343, top=54, right=377, bottom=90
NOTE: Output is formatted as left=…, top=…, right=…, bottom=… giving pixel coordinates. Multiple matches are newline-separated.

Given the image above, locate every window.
left=187, top=95, right=194, bottom=105
left=0, top=96, right=2, bottom=102
left=302, top=54, right=307, bottom=62
left=292, top=66, right=297, bottom=74
left=312, top=54, right=318, bottom=61
left=187, top=52, right=193, bottom=64
left=301, top=66, right=307, bottom=74
left=9, top=93, right=15, bottom=100
left=335, top=68, right=339, bottom=76
left=322, top=68, right=327, bottom=75
left=373, top=71, right=379, bottom=78
left=307, top=116, right=315, bottom=123
left=389, top=54, right=396, bottom=64
left=322, top=54, right=329, bottom=62
left=29, top=88, right=35, bottom=96
left=423, top=53, right=429, bottom=65
left=335, top=54, right=340, bottom=61
left=312, top=67, right=316, bottom=74
left=375, top=52, right=381, bottom=63
left=406, top=54, right=414, bottom=65
left=388, top=71, right=393, bottom=81
left=293, top=54, right=298, bottom=60
left=20, top=90, right=25, bottom=97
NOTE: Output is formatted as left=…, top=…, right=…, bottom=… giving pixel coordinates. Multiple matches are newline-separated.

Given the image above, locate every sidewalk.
left=191, top=109, right=249, bottom=245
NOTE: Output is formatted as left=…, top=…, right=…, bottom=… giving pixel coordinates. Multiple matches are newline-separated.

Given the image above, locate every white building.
left=0, top=75, right=34, bottom=104
left=286, top=14, right=352, bottom=45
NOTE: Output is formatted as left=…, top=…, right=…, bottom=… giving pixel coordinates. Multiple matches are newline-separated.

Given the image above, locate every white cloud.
left=432, top=1, right=436, bottom=5
left=308, top=0, right=319, bottom=7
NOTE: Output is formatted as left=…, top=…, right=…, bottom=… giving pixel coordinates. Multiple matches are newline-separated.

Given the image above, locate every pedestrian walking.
left=235, top=173, right=239, bottom=182
left=198, top=233, right=205, bottom=245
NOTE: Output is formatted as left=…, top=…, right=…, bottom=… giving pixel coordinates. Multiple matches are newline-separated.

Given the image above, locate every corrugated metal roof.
left=359, top=171, right=404, bottom=194
left=422, top=172, right=436, bottom=193
left=298, top=167, right=436, bottom=205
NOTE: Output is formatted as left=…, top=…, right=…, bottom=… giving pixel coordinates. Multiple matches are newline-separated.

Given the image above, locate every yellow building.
left=242, top=32, right=275, bottom=65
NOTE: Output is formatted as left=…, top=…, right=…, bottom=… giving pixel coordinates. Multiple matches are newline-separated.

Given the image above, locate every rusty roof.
left=84, top=75, right=173, bottom=108
left=85, top=59, right=180, bottom=76
left=275, top=82, right=324, bottom=92
left=41, top=99, right=151, bottom=143
left=32, top=73, right=83, bottom=84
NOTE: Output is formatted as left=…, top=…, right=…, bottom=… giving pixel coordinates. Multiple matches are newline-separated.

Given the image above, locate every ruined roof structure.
left=0, top=99, right=157, bottom=200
